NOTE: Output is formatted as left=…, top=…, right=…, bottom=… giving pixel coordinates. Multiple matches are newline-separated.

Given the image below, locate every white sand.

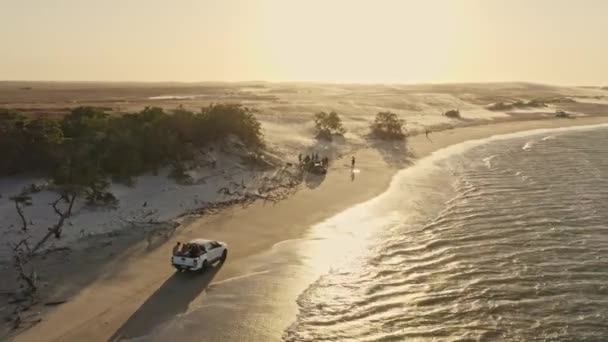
left=11, top=116, right=608, bottom=342
left=2, top=83, right=608, bottom=261
left=2, top=82, right=608, bottom=340
left=0, top=152, right=292, bottom=260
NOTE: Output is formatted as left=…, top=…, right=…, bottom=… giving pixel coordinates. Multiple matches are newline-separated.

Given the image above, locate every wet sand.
left=14, top=116, right=608, bottom=342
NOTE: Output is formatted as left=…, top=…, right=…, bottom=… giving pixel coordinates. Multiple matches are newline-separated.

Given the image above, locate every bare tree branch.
left=10, top=195, right=31, bottom=232
left=31, top=193, right=77, bottom=254
left=11, top=238, right=31, bottom=255
left=67, top=193, right=76, bottom=217
left=51, top=196, right=64, bottom=217
left=13, top=253, right=37, bottom=295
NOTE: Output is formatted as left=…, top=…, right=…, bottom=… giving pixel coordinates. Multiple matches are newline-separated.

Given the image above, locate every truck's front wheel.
left=200, top=260, right=208, bottom=272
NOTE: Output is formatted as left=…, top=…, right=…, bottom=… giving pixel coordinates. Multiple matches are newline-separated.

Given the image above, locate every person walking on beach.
left=425, top=128, right=433, bottom=142
left=351, top=156, right=356, bottom=169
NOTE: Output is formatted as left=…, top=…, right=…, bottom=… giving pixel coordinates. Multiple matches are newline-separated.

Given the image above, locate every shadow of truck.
left=109, top=263, right=223, bottom=341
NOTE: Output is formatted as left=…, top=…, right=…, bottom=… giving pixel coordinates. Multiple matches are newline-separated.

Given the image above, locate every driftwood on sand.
left=2, top=162, right=301, bottom=333
left=5, top=192, right=79, bottom=330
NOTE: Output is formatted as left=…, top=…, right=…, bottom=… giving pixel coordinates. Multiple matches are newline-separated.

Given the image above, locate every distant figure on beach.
left=351, top=156, right=356, bottom=169
left=173, top=242, right=181, bottom=255
left=298, top=153, right=302, bottom=163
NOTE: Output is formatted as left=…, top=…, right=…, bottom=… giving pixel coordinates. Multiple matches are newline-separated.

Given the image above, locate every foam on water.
left=482, top=155, right=497, bottom=168
left=285, top=122, right=608, bottom=341
left=119, top=123, right=608, bottom=342
left=522, top=141, right=535, bottom=150
left=306, top=122, right=608, bottom=223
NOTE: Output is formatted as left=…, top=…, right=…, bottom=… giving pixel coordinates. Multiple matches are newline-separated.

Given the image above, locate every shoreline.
left=10, top=115, right=608, bottom=342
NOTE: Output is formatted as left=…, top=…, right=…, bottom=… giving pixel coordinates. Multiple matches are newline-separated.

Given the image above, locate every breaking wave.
left=285, top=124, right=608, bottom=341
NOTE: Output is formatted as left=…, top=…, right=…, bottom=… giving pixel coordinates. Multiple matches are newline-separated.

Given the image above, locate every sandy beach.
left=3, top=1, right=608, bottom=338
left=7, top=115, right=608, bottom=342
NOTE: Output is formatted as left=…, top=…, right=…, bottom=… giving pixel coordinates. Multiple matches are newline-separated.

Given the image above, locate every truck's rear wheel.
left=220, top=250, right=228, bottom=263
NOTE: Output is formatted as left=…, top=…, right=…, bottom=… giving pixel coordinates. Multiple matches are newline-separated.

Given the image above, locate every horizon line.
left=0, top=80, right=603, bottom=88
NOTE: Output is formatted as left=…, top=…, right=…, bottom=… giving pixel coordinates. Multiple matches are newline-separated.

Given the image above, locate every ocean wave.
left=285, top=124, right=608, bottom=341
left=482, top=154, right=497, bottom=168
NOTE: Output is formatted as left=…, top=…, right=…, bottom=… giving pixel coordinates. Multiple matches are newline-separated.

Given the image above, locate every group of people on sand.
left=298, top=153, right=330, bottom=168
left=173, top=241, right=204, bottom=258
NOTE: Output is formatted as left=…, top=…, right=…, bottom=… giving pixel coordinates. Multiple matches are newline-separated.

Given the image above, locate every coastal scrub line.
left=0, top=104, right=265, bottom=187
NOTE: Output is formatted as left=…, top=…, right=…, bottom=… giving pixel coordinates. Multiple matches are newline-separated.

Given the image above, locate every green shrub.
left=200, top=104, right=264, bottom=148
left=1, top=104, right=265, bottom=187
left=85, top=179, right=118, bottom=207
left=370, top=111, right=405, bottom=140
left=0, top=109, right=27, bottom=174
left=313, top=111, right=345, bottom=140
left=444, top=109, right=461, bottom=118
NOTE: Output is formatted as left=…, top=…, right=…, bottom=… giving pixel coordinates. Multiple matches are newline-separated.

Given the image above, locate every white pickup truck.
left=171, top=239, right=228, bottom=272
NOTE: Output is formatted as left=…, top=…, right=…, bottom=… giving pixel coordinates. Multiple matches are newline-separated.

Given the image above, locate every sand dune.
left=2, top=82, right=608, bottom=340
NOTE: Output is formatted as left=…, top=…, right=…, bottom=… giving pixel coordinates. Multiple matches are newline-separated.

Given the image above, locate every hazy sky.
left=1, top=0, right=607, bottom=85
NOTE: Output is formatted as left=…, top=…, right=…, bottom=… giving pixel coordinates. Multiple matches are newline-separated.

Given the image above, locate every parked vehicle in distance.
left=308, top=161, right=328, bottom=175
left=171, top=239, right=228, bottom=272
